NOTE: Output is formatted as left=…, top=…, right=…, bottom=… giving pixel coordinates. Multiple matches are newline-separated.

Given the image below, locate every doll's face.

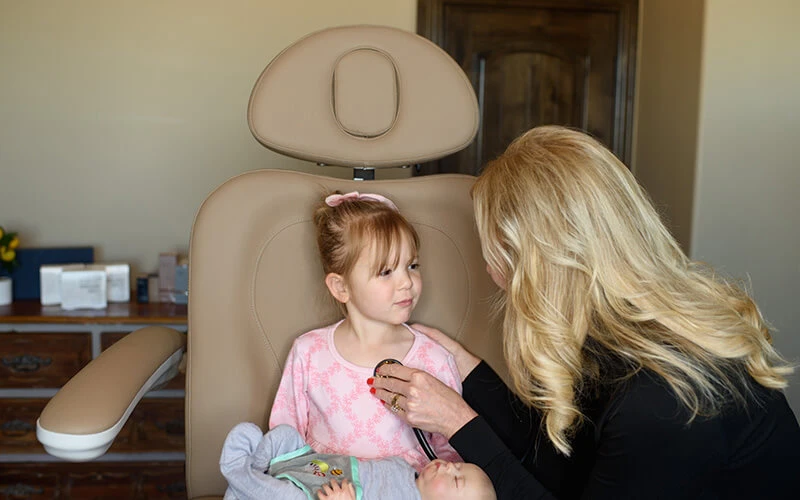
left=415, top=460, right=494, bottom=500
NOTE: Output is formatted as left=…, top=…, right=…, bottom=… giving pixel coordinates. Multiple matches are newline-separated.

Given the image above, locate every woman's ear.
left=325, top=273, right=349, bottom=304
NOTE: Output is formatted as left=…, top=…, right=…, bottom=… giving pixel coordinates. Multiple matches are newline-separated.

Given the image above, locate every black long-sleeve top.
left=450, top=361, right=800, bottom=499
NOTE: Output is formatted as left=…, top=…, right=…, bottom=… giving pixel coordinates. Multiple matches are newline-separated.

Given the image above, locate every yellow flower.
left=1, top=248, right=14, bottom=262
left=0, top=227, right=4, bottom=239
left=8, top=236, right=19, bottom=249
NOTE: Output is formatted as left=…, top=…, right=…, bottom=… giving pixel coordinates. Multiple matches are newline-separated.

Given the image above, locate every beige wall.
left=692, top=0, right=800, bottom=410
left=637, top=0, right=800, bottom=414
left=633, top=0, right=704, bottom=252
left=0, top=0, right=416, bottom=276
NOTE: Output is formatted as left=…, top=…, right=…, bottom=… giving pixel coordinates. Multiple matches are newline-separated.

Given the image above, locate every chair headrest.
left=248, top=25, right=479, bottom=168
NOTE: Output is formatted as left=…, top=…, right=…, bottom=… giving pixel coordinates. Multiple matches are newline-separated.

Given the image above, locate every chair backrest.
left=184, top=26, right=504, bottom=498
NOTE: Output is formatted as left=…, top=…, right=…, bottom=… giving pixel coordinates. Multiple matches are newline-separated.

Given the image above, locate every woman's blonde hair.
left=314, top=194, right=419, bottom=314
left=472, top=125, right=792, bottom=455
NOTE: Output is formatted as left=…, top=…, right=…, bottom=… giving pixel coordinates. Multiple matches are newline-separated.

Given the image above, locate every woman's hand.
left=410, top=323, right=481, bottom=382
left=317, top=479, right=355, bottom=500
left=370, top=363, right=478, bottom=440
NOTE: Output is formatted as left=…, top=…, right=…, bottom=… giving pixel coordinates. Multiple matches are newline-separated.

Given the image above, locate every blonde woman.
left=369, top=126, right=800, bottom=499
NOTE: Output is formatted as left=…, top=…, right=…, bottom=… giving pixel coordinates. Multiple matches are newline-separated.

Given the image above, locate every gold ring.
left=390, top=394, right=401, bottom=413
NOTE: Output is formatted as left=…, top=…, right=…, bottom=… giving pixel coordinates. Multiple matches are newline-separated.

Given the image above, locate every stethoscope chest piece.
left=373, top=358, right=403, bottom=376
left=372, top=358, right=438, bottom=461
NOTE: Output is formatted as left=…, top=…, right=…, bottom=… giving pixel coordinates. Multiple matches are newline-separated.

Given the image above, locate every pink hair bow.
left=325, top=191, right=398, bottom=211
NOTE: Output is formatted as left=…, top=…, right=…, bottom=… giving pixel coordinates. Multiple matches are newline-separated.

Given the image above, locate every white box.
left=60, top=268, right=107, bottom=310
left=97, top=263, right=130, bottom=303
left=40, top=264, right=87, bottom=306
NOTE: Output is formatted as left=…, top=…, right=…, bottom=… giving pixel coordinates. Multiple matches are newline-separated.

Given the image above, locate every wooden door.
left=416, top=0, right=638, bottom=175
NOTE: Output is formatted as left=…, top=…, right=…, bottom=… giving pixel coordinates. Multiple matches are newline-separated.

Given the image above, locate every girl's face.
left=344, top=235, right=421, bottom=326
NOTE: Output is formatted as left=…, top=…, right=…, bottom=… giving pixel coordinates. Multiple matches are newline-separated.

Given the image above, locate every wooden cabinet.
left=1, top=462, right=186, bottom=499
left=1, top=332, right=91, bottom=388
left=0, top=301, right=188, bottom=499
left=416, top=0, right=638, bottom=175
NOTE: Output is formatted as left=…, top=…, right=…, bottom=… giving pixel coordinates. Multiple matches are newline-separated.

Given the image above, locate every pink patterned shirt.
left=269, top=320, right=463, bottom=472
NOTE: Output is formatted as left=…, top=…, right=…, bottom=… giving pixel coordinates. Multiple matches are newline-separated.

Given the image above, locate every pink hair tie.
left=325, top=191, right=399, bottom=211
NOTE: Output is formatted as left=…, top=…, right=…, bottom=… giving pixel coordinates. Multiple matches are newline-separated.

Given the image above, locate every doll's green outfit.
left=221, top=423, right=421, bottom=500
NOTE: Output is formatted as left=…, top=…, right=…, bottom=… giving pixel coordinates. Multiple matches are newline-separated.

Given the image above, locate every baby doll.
left=221, top=423, right=495, bottom=500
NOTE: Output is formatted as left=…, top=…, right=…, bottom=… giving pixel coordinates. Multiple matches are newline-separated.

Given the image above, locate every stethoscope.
left=373, top=358, right=438, bottom=461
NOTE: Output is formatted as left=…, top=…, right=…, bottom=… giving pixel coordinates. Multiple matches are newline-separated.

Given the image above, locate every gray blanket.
left=220, top=423, right=421, bottom=500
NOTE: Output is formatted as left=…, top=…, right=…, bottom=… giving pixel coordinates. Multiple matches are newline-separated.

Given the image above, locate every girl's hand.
left=317, top=479, right=355, bottom=500
left=370, top=363, right=478, bottom=439
left=410, top=323, right=481, bottom=382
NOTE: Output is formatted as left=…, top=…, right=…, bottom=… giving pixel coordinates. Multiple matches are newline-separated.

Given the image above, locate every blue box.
left=173, top=264, right=188, bottom=305
left=136, top=276, right=149, bottom=303
left=11, top=247, right=95, bottom=300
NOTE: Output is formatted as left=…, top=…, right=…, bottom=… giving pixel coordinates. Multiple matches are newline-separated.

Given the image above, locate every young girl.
left=269, top=191, right=462, bottom=472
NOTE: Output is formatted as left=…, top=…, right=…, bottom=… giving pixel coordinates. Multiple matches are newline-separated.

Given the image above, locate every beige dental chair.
left=36, top=25, right=504, bottom=499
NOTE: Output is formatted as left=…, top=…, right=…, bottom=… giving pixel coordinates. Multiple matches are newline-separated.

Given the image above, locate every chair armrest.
left=36, top=325, right=186, bottom=461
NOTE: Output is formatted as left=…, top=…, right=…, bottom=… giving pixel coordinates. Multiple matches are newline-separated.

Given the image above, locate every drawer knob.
left=157, top=482, right=186, bottom=495
left=156, top=419, right=185, bottom=436
left=2, top=354, right=52, bottom=373
left=1, top=483, right=44, bottom=497
left=2, top=419, right=34, bottom=436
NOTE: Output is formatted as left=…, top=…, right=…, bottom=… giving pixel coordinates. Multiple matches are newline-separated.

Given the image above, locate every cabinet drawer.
left=0, top=399, right=45, bottom=453
left=0, top=462, right=186, bottom=499
left=102, top=332, right=185, bottom=390
left=112, top=399, right=185, bottom=453
left=0, top=332, right=91, bottom=388
left=0, top=467, right=59, bottom=499
left=1, top=399, right=184, bottom=454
